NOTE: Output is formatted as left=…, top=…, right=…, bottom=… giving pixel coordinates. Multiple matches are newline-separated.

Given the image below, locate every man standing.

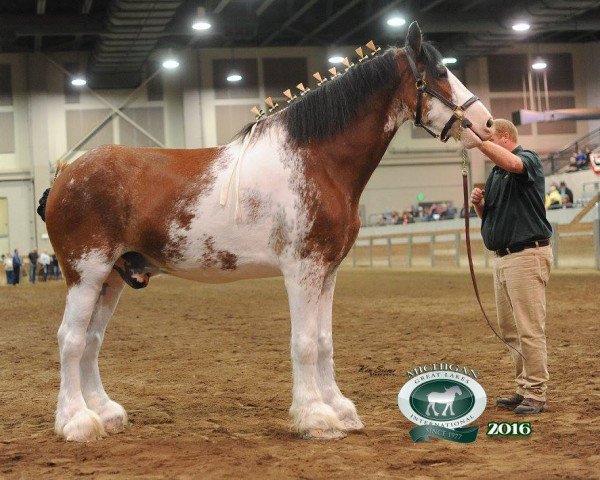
left=471, top=119, right=553, bottom=415
left=28, top=249, right=39, bottom=284
left=39, top=250, right=51, bottom=282
left=2, top=254, right=13, bottom=285
left=12, top=249, right=22, bottom=286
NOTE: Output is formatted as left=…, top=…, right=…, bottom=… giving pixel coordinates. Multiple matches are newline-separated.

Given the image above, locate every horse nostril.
left=486, top=118, right=494, bottom=128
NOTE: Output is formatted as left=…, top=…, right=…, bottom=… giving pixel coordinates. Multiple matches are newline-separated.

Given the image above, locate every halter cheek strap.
left=404, top=46, right=479, bottom=143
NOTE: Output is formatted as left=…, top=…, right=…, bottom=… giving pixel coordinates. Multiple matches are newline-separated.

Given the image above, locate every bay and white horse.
left=40, top=22, right=492, bottom=442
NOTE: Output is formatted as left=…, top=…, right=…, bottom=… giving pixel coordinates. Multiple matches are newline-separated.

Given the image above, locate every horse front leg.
left=316, top=270, right=363, bottom=431
left=284, top=264, right=344, bottom=439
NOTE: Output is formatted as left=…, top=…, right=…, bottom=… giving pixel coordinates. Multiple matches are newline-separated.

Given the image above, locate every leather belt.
left=495, top=239, right=550, bottom=257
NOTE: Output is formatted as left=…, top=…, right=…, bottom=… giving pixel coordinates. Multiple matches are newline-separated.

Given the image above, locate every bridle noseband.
left=404, top=46, right=479, bottom=142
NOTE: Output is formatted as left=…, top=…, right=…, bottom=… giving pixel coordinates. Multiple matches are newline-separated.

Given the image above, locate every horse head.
left=398, top=22, right=493, bottom=149
left=445, top=385, right=463, bottom=395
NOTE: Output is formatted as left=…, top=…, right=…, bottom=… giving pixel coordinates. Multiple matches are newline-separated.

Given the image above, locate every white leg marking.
left=55, top=252, right=113, bottom=442
left=80, top=270, right=128, bottom=434
left=284, top=263, right=345, bottom=440
left=316, top=272, right=363, bottom=432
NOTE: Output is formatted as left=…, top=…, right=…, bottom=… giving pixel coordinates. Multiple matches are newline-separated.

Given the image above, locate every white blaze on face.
left=424, top=69, right=492, bottom=148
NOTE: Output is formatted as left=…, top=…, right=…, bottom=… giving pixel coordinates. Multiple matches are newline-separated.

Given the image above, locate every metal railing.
left=545, top=127, right=600, bottom=175
left=349, top=220, right=600, bottom=270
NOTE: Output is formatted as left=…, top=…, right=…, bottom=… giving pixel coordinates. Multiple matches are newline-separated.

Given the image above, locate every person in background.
left=545, top=184, right=562, bottom=209
left=575, top=150, right=587, bottom=169
left=2, top=254, right=14, bottom=285
left=558, top=181, right=573, bottom=204
left=28, top=249, right=39, bottom=284
left=39, top=250, right=51, bottom=281
left=51, top=254, right=61, bottom=279
left=12, top=249, right=21, bottom=286
left=401, top=211, right=414, bottom=224
left=561, top=194, right=573, bottom=208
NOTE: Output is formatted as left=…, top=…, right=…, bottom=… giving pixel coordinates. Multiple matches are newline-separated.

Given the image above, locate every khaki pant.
left=493, top=245, right=553, bottom=402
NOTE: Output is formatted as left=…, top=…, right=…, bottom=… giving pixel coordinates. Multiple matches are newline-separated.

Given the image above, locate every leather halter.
left=404, top=46, right=479, bottom=142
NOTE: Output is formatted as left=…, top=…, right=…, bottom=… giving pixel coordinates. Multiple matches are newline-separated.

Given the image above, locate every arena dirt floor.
left=1, top=267, right=599, bottom=479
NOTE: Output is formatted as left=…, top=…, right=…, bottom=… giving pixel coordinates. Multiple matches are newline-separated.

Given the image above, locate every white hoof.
left=330, top=397, right=364, bottom=431
left=57, top=408, right=106, bottom=442
left=95, top=400, right=128, bottom=434
left=291, top=401, right=343, bottom=438
left=302, top=428, right=347, bottom=440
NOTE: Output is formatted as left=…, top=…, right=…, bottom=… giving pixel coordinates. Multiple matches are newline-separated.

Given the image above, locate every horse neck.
left=305, top=86, right=401, bottom=203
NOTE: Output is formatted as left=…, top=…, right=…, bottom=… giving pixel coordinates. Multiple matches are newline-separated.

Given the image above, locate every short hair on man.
left=493, top=118, right=518, bottom=143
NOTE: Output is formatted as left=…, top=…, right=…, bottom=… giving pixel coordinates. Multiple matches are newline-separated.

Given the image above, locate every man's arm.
left=478, top=141, right=524, bottom=173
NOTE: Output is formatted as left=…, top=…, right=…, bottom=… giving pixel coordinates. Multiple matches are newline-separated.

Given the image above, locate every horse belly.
left=168, top=262, right=281, bottom=284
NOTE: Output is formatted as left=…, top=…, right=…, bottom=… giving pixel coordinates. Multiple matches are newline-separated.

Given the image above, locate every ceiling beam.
left=213, top=0, right=231, bottom=14
left=421, top=0, right=447, bottom=13
left=74, top=0, right=94, bottom=49
left=298, top=0, right=364, bottom=46
left=256, top=0, right=277, bottom=17
left=261, top=0, right=320, bottom=46
left=34, top=0, right=46, bottom=51
left=461, top=0, right=489, bottom=11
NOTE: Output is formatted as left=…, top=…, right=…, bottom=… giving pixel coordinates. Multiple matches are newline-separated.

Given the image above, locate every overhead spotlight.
left=387, top=16, right=406, bottom=27
left=192, top=7, right=212, bottom=31
left=512, top=22, right=530, bottom=32
left=162, top=58, right=180, bottom=69
left=71, top=77, right=87, bottom=86
left=328, top=56, right=344, bottom=64
left=531, top=58, right=547, bottom=70
left=442, top=57, right=457, bottom=65
left=226, top=73, right=242, bottom=82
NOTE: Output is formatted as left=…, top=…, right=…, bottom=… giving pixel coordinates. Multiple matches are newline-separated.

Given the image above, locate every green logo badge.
left=398, top=363, right=487, bottom=443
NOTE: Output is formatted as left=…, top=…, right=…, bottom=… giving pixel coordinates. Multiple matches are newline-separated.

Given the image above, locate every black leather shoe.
left=514, top=398, right=545, bottom=415
left=495, top=393, right=524, bottom=410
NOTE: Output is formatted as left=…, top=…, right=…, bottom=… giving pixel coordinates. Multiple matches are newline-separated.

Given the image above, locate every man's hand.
left=471, top=187, right=484, bottom=205
left=471, top=188, right=484, bottom=218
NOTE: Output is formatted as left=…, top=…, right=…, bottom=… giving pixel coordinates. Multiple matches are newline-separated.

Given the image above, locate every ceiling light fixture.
left=71, top=77, right=87, bottom=86
left=328, top=56, right=344, bottom=64
left=531, top=58, right=547, bottom=70
left=442, top=57, right=457, bottom=65
left=226, top=73, right=242, bottom=82
left=387, top=16, right=406, bottom=27
left=192, top=7, right=212, bottom=31
left=512, top=22, right=530, bottom=32
left=162, top=58, right=180, bottom=69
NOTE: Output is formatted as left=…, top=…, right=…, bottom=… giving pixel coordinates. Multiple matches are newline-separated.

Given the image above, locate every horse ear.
left=406, top=21, right=422, bottom=55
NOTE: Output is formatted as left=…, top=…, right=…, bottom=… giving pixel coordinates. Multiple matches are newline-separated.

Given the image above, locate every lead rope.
left=460, top=137, right=526, bottom=361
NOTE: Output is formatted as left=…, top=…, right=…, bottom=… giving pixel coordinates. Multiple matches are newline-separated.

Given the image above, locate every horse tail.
left=37, top=160, right=67, bottom=222
left=53, top=159, right=67, bottom=182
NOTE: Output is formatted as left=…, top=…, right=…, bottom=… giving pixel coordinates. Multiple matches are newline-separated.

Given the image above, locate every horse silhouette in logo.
left=425, top=386, right=463, bottom=417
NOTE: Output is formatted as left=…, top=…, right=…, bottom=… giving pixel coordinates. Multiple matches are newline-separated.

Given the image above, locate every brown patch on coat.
left=45, top=144, right=224, bottom=286
left=269, top=207, right=291, bottom=256
left=242, top=189, right=271, bottom=224
left=200, top=236, right=238, bottom=271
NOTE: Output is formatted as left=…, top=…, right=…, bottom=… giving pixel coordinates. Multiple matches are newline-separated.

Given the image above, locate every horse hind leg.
left=80, top=269, right=127, bottom=434
left=55, top=250, right=114, bottom=442
left=316, top=270, right=363, bottom=432
left=426, top=402, right=439, bottom=417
